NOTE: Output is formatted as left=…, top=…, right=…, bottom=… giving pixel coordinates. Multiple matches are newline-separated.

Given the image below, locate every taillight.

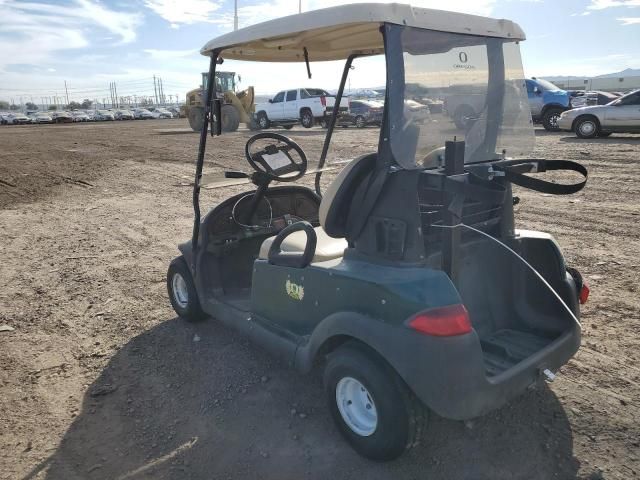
left=320, top=96, right=326, bottom=107
left=579, top=283, right=590, bottom=304
left=408, top=304, right=472, bottom=337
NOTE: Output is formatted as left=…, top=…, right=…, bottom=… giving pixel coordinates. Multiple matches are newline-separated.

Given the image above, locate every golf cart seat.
left=258, top=226, right=347, bottom=263
left=258, top=153, right=377, bottom=264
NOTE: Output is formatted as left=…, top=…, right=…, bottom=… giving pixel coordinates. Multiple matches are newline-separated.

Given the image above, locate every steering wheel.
left=245, top=132, right=307, bottom=182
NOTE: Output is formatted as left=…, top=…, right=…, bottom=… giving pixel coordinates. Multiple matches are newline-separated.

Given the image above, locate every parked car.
left=167, top=106, right=183, bottom=118
left=94, top=110, right=115, bottom=121
left=525, top=78, right=572, bottom=131
left=570, top=91, right=619, bottom=109
left=31, top=112, right=53, bottom=124
left=115, top=109, right=134, bottom=120
left=71, top=111, right=90, bottom=122
left=149, top=107, right=173, bottom=119
left=254, top=88, right=347, bottom=129
left=51, top=111, right=73, bottom=123
left=444, top=78, right=571, bottom=132
left=558, top=89, right=640, bottom=138
left=134, top=108, right=154, bottom=120
left=345, top=99, right=384, bottom=128
left=1, top=112, right=31, bottom=125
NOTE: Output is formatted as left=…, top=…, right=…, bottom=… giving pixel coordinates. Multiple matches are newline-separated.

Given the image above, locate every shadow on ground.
left=26, top=317, right=580, bottom=480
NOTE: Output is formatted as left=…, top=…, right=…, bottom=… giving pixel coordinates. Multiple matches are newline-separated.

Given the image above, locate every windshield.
left=534, top=78, right=562, bottom=91
left=387, top=26, right=534, bottom=168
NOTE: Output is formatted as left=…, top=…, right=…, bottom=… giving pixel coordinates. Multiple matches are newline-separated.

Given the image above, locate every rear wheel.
left=257, top=112, right=270, bottom=129
left=542, top=107, right=564, bottom=131
left=324, top=343, right=428, bottom=461
left=355, top=115, right=365, bottom=128
left=575, top=116, right=599, bottom=139
left=221, top=104, right=240, bottom=132
left=300, top=109, right=314, bottom=128
left=167, top=257, right=205, bottom=322
left=188, top=106, right=204, bottom=132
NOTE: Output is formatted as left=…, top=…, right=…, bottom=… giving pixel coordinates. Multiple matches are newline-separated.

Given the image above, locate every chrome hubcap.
left=335, top=377, right=378, bottom=436
left=580, top=121, right=595, bottom=135
left=172, top=273, right=189, bottom=308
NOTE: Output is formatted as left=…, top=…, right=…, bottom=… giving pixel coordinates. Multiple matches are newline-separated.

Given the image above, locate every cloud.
left=144, top=49, right=200, bottom=60
left=143, top=0, right=223, bottom=25
left=0, top=0, right=142, bottom=70
left=618, top=16, right=640, bottom=23
left=586, top=0, right=640, bottom=9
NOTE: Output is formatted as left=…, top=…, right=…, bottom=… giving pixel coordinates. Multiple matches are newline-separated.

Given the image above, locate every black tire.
left=542, top=107, right=564, bottom=131
left=324, top=343, right=428, bottom=461
left=319, top=118, right=328, bottom=129
left=221, top=104, right=240, bottom=132
left=453, top=105, right=476, bottom=130
left=282, top=124, right=294, bottom=130
left=300, top=108, right=314, bottom=128
left=354, top=115, right=365, bottom=128
left=575, top=116, right=599, bottom=139
left=188, top=106, right=204, bottom=132
left=257, top=111, right=270, bottom=129
left=167, top=257, right=206, bottom=322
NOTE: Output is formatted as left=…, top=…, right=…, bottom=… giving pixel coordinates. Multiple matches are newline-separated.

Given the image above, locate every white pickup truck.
left=254, top=88, right=346, bottom=129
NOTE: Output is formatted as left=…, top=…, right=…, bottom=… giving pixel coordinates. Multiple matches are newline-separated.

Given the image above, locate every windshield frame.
left=382, top=23, right=533, bottom=170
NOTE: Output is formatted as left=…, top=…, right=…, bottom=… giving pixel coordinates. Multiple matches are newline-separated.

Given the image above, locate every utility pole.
left=160, top=77, right=165, bottom=105
left=299, top=0, right=301, bottom=13
left=114, top=82, right=118, bottom=108
left=153, top=75, right=159, bottom=105
left=234, top=0, right=238, bottom=31
left=64, top=80, right=70, bottom=105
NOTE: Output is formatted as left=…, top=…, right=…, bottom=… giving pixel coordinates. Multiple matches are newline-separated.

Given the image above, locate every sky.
left=0, top=0, right=639, bottom=104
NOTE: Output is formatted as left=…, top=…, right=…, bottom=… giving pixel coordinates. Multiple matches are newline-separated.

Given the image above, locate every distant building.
left=545, top=75, right=640, bottom=92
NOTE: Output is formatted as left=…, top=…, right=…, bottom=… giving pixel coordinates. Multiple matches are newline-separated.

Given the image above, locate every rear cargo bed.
left=480, top=329, right=554, bottom=377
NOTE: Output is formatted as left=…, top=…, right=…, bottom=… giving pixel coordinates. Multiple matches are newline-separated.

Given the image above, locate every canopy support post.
left=315, top=54, right=358, bottom=196
left=191, top=53, right=219, bottom=273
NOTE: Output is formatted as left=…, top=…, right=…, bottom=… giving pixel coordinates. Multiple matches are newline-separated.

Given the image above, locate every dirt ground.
left=0, top=119, right=638, bottom=480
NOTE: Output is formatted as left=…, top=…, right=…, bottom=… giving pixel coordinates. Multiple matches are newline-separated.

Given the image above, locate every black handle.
left=210, top=98, right=222, bottom=136
left=268, top=221, right=317, bottom=269
left=225, top=171, right=249, bottom=178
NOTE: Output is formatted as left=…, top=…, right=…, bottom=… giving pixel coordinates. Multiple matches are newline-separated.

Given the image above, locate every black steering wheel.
left=245, top=132, right=307, bottom=182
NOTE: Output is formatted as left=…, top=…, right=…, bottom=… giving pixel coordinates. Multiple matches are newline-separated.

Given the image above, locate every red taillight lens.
left=579, top=283, right=590, bottom=304
left=408, top=304, right=472, bottom=337
left=320, top=95, right=326, bottom=107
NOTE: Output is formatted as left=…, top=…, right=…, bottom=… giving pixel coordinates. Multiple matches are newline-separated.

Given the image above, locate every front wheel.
left=300, top=109, right=314, bottom=128
left=542, top=107, right=564, bottom=131
left=257, top=112, right=270, bottom=129
left=324, top=343, right=428, bottom=461
left=167, top=257, right=206, bottom=322
left=221, top=104, right=240, bottom=132
left=575, top=117, right=599, bottom=139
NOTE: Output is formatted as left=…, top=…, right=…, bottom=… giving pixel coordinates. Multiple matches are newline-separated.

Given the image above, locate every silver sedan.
left=558, top=89, right=640, bottom=138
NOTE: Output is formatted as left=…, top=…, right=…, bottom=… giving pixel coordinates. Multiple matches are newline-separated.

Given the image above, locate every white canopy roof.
left=201, top=3, right=525, bottom=62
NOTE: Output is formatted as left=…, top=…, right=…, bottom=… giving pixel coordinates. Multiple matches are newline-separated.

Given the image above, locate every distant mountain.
left=594, top=68, right=640, bottom=78
left=543, top=68, right=640, bottom=81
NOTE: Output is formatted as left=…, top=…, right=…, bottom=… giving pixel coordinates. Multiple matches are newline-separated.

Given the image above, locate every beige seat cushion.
left=259, top=226, right=347, bottom=263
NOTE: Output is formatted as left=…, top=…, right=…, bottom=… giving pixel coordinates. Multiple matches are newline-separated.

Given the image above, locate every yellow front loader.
left=182, top=71, right=256, bottom=132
